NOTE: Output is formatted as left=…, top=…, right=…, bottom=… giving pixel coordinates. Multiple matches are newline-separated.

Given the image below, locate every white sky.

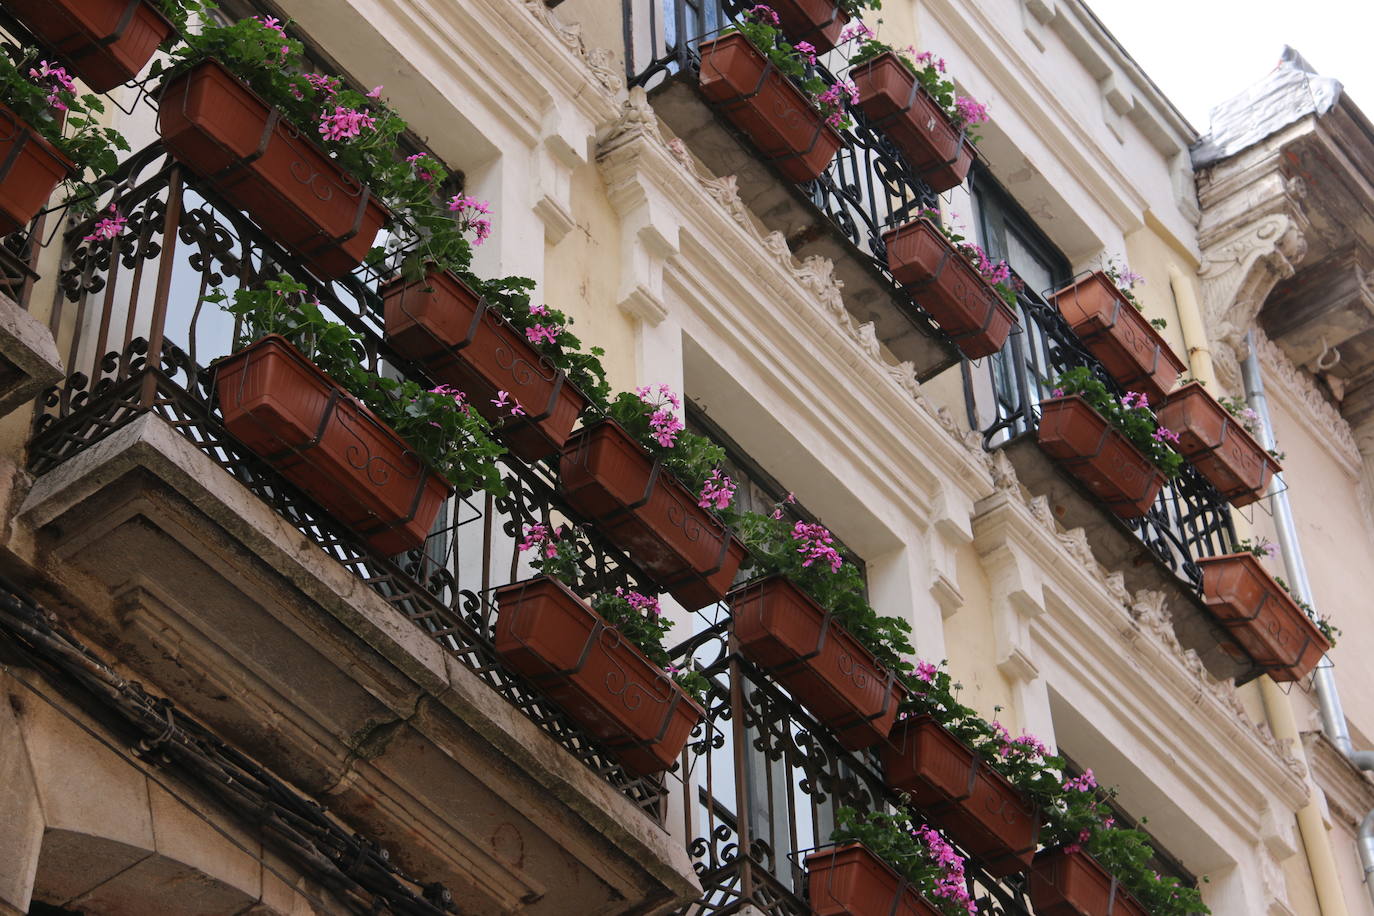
left=1083, top=0, right=1374, bottom=134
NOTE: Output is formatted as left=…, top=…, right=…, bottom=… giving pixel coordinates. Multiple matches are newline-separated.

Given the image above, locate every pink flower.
left=428, top=383, right=470, bottom=415
left=954, top=95, right=989, bottom=126
left=795, top=41, right=817, bottom=65
left=318, top=106, right=376, bottom=142
left=28, top=61, right=74, bottom=111
left=448, top=194, right=493, bottom=245
left=838, top=22, right=873, bottom=43
left=1152, top=426, right=1181, bottom=445
left=615, top=587, right=662, bottom=616
left=492, top=390, right=526, bottom=416
left=518, top=523, right=559, bottom=558
left=254, top=16, right=291, bottom=60
left=1120, top=391, right=1150, bottom=410
left=367, top=85, right=384, bottom=98
left=529, top=302, right=550, bottom=317
left=1063, top=769, right=1097, bottom=793
left=698, top=469, right=736, bottom=510
left=747, top=4, right=780, bottom=25
left=792, top=521, right=842, bottom=572
left=304, top=73, right=340, bottom=97
left=915, top=660, right=938, bottom=683
left=525, top=324, right=561, bottom=347
left=405, top=152, right=435, bottom=183
left=82, top=205, right=127, bottom=242
left=1051, top=387, right=1065, bottom=398
left=649, top=409, right=683, bottom=447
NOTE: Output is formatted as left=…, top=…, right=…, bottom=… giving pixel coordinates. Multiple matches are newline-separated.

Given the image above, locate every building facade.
left=0, top=0, right=1372, bottom=914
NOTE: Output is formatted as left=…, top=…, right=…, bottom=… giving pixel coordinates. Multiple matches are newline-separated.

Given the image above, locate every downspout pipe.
left=1243, top=332, right=1374, bottom=912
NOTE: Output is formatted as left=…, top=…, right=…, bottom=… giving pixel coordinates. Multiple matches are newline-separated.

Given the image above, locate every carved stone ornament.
left=522, top=0, right=625, bottom=94
left=1254, top=331, right=1362, bottom=474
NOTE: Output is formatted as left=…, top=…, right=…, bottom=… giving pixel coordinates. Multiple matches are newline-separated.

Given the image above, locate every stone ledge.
left=16, top=413, right=700, bottom=916
left=0, top=291, right=62, bottom=420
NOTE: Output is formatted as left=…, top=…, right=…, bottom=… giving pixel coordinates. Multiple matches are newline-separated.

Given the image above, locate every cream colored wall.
left=1123, top=220, right=1193, bottom=369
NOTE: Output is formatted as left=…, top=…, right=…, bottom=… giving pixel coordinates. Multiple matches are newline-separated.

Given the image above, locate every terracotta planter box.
left=697, top=33, right=843, bottom=183
left=1198, top=552, right=1330, bottom=681
left=493, top=576, right=703, bottom=776
left=881, top=716, right=1039, bottom=878
left=882, top=219, right=1017, bottom=358
left=852, top=52, right=974, bottom=193
left=382, top=270, right=586, bottom=462
left=1156, top=382, right=1280, bottom=507
left=1049, top=271, right=1184, bottom=405
left=770, top=0, right=849, bottom=55
left=731, top=575, right=904, bottom=750
left=158, top=59, right=390, bottom=280
left=215, top=335, right=451, bottom=556
left=805, top=843, right=939, bottom=916
left=7, top=0, right=174, bottom=93
left=1030, top=847, right=1147, bottom=916
left=0, top=106, right=74, bottom=236
left=559, top=420, right=746, bottom=611
left=1037, top=395, right=1166, bottom=519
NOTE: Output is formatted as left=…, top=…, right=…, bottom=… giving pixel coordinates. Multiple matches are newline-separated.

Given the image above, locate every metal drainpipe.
left=1243, top=332, right=1374, bottom=910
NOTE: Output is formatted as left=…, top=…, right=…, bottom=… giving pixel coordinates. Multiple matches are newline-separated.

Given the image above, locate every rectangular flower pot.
left=1030, top=847, right=1148, bottom=916
left=731, top=575, right=904, bottom=750
left=1156, top=382, right=1280, bottom=507
left=852, top=52, right=974, bottom=193
left=7, top=0, right=174, bottom=93
left=1049, top=271, right=1184, bottom=405
left=769, top=0, right=849, bottom=55
left=805, top=843, right=939, bottom=916
left=881, top=716, right=1039, bottom=878
left=559, top=420, right=747, bottom=611
left=0, top=106, right=74, bottom=236
left=882, top=219, right=1017, bottom=358
left=215, top=335, right=451, bottom=556
left=381, top=270, right=587, bottom=462
left=1198, top=552, right=1330, bottom=681
left=493, top=576, right=703, bottom=776
left=697, top=33, right=843, bottom=183
left=1037, top=395, right=1167, bottom=519
left=158, top=59, right=390, bottom=281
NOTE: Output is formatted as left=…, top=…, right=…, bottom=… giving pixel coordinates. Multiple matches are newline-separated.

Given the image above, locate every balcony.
left=964, top=282, right=1252, bottom=681
left=624, top=0, right=960, bottom=382
left=16, top=132, right=702, bottom=910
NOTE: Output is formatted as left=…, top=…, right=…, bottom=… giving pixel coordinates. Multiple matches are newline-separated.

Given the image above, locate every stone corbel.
left=534, top=108, right=592, bottom=245
left=596, top=89, right=684, bottom=326
left=1020, top=0, right=1055, bottom=51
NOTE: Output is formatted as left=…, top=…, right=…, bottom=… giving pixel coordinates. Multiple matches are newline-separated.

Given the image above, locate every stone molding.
left=519, top=0, right=625, bottom=97
left=974, top=489, right=1310, bottom=815
left=1303, top=730, right=1374, bottom=830
left=1254, top=331, right=1363, bottom=477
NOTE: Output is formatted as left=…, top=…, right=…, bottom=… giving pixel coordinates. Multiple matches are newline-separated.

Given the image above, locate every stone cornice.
left=973, top=488, right=1311, bottom=822
left=1304, top=730, right=1374, bottom=830
left=595, top=90, right=997, bottom=527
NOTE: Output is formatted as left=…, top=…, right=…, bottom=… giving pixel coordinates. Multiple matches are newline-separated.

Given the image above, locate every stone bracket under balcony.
left=14, top=412, right=700, bottom=916
left=647, top=73, right=959, bottom=382
left=997, top=435, right=1255, bottom=683
left=0, top=291, right=62, bottom=420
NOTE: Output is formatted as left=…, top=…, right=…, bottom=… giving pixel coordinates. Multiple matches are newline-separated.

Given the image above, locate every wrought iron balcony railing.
left=965, top=283, right=1237, bottom=594
left=624, top=0, right=953, bottom=359
left=29, top=144, right=675, bottom=818
left=666, top=609, right=1036, bottom=916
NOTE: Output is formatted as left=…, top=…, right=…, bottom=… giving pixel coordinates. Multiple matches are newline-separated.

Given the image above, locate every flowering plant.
left=1047, top=367, right=1184, bottom=477
left=901, top=660, right=1208, bottom=914
left=605, top=386, right=732, bottom=502
left=829, top=809, right=977, bottom=916
left=726, top=499, right=915, bottom=678
left=517, top=523, right=710, bottom=699
left=847, top=33, right=988, bottom=140
left=1102, top=259, right=1167, bottom=331
left=1237, top=538, right=1339, bottom=643
left=726, top=6, right=854, bottom=130
left=920, top=209, right=1019, bottom=306
left=0, top=55, right=130, bottom=220
left=208, top=274, right=506, bottom=495
left=1217, top=394, right=1284, bottom=461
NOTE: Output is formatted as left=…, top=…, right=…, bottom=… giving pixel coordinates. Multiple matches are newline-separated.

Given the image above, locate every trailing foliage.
left=0, top=55, right=129, bottom=219
left=517, top=524, right=709, bottom=700
left=605, top=386, right=727, bottom=493
left=847, top=32, right=987, bottom=138
left=830, top=809, right=977, bottom=916
left=209, top=274, right=506, bottom=495
left=1048, top=366, right=1184, bottom=477
left=725, top=6, right=856, bottom=130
